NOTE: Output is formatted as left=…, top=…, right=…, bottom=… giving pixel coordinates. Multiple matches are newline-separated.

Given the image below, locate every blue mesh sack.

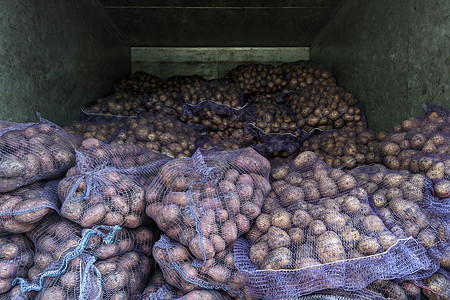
left=145, top=147, right=271, bottom=260
left=139, top=268, right=236, bottom=300
left=290, top=279, right=422, bottom=300
left=63, top=119, right=129, bottom=144
left=347, top=164, right=449, bottom=268
left=58, top=138, right=170, bottom=228
left=153, top=235, right=247, bottom=299
left=162, top=75, right=207, bottom=92
left=13, top=214, right=156, bottom=299
left=108, top=112, right=205, bottom=159
left=0, top=180, right=60, bottom=234
left=80, top=92, right=146, bottom=121
left=0, top=116, right=81, bottom=193
left=226, top=63, right=288, bottom=98
left=415, top=268, right=449, bottom=300
left=0, top=234, right=34, bottom=295
left=279, top=60, right=337, bottom=91
left=375, top=107, right=450, bottom=203
left=114, top=71, right=164, bottom=95
left=143, top=91, right=185, bottom=119
left=299, top=126, right=386, bottom=170
left=281, top=84, right=366, bottom=133
left=234, top=151, right=435, bottom=299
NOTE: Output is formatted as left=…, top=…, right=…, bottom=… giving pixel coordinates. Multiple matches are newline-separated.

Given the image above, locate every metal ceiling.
left=98, top=0, right=345, bottom=47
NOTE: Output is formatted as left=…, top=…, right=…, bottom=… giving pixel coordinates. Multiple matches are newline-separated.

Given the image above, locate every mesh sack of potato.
left=280, top=60, right=337, bottom=90
left=0, top=116, right=81, bottom=193
left=299, top=126, right=387, bottom=170
left=143, top=90, right=185, bottom=119
left=281, top=84, right=366, bottom=132
left=107, top=112, right=205, bottom=159
left=153, top=235, right=248, bottom=299
left=63, top=119, right=130, bottom=144
left=139, top=267, right=237, bottom=300
left=0, top=234, right=34, bottom=295
left=347, top=165, right=449, bottom=267
left=243, top=119, right=314, bottom=159
left=179, top=80, right=245, bottom=109
left=414, top=269, right=450, bottom=300
left=80, top=92, right=146, bottom=122
left=145, top=147, right=271, bottom=261
left=226, top=63, right=288, bottom=98
left=114, top=71, right=164, bottom=95
left=292, top=279, right=422, bottom=300
left=233, top=151, right=435, bottom=299
left=13, top=214, right=156, bottom=299
left=161, top=75, right=207, bottom=92
left=58, top=138, right=171, bottom=228
left=376, top=105, right=450, bottom=202
left=0, top=180, right=59, bottom=234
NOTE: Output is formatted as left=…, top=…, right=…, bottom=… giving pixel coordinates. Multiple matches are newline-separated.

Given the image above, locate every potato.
left=357, top=237, right=381, bottom=255
left=361, top=215, right=386, bottom=234
left=13, top=200, right=52, bottom=224
left=189, top=236, right=215, bottom=260
left=270, top=209, right=292, bottom=229
left=261, top=247, right=293, bottom=270
left=79, top=203, right=107, bottom=228
left=267, top=227, right=291, bottom=249
left=291, top=210, right=313, bottom=228
left=422, top=272, right=450, bottom=300
left=308, top=220, right=327, bottom=236
left=316, top=231, right=346, bottom=263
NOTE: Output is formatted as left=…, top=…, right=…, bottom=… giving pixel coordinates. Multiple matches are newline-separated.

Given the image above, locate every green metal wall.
left=311, top=0, right=450, bottom=132
left=0, top=0, right=130, bottom=126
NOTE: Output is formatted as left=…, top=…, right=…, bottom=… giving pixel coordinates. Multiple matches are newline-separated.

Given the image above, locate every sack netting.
left=63, top=119, right=129, bottom=144
left=145, top=147, right=271, bottom=261
left=226, top=63, right=288, bottom=98
left=347, top=165, right=449, bottom=269
left=114, top=72, right=164, bottom=95
left=13, top=214, right=156, bottom=299
left=143, top=91, right=185, bottom=118
left=280, top=84, right=366, bottom=132
left=0, top=116, right=81, bottom=193
left=139, top=268, right=185, bottom=300
left=0, top=234, right=34, bottom=295
left=80, top=92, right=145, bottom=121
left=58, top=138, right=170, bottom=228
left=0, top=180, right=59, bottom=233
left=107, top=112, right=204, bottom=159
left=234, top=151, right=435, bottom=299
left=153, top=235, right=247, bottom=299
left=376, top=108, right=450, bottom=192
left=279, top=60, right=337, bottom=90
left=299, top=127, right=387, bottom=170
left=161, top=75, right=207, bottom=92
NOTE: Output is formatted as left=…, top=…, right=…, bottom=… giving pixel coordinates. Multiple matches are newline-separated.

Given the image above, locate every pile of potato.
left=180, top=80, right=244, bottom=109
left=114, top=71, right=163, bottom=95
left=420, top=270, right=450, bottom=300
left=143, top=91, right=184, bottom=117
left=241, top=151, right=431, bottom=298
left=63, top=120, right=126, bottom=143
left=201, top=136, right=248, bottom=151
left=0, top=234, right=34, bottom=294
left=153, top=235, right=247, bottom=299
left=29, top=250, right=153, bottom=300
left=227, top=63, right=287, bottom=98
left=300, top=126, right=386, bottom=169
left=0, top=121, right=79, bottom=193
left=161, top=75, right=207, bottom=92
left=82, top=93, right=146, bottom=118
left=146, top=147, right=270, bottom=261
left=280, top=60, right=337, bottom=90
left=347, top=165, right=448, bottom=252
left=248, top=103, right=299, bottom=136
left=25, top=216, right=155, bottom=281
left=286, top=84, right=364, bottom=132
left=376, top=111, right=450, bottom=198
left=58, top=138, right=169, bottom=228
left=108, top=112, right=200, bottom=158
left=0, top=181, right=58, bottom=233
